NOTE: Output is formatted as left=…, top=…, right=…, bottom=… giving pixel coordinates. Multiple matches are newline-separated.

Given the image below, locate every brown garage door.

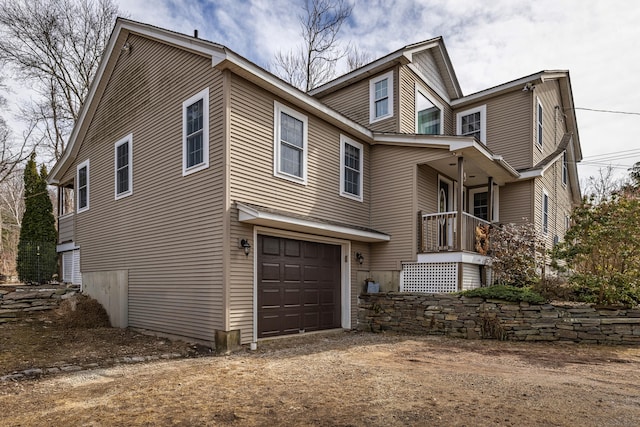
left=258, top=235, right=341, bottom=338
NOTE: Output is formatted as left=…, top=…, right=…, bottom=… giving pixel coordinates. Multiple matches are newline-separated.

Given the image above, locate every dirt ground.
left=2, top=320, right=640, bottom=427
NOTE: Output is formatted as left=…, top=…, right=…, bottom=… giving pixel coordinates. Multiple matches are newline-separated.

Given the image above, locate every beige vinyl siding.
left=370, top=145, right=450, bottom=269
left=228, top=206, right=255, bottom=344
left=399, top=67, right=453, bottom=135
left=60, top=35, right=226, bottom=342
left=412, top=50, right=448, bottom=99
left=228, top=74, right=370, bottom=227
left=456, top=90, right=533, bottom=170
left=350, top=241, right=370, bottom=327
left=316, top=67, right=399, bottom=133
left=535, top=158, right=574, bottom=248
left=227, top=74, right=375, bottom=342
left=58, top=214, right=74, bottom=243
left=499, top=180, right=533, bottom=225
left=534, top=81, right=565, bottom=165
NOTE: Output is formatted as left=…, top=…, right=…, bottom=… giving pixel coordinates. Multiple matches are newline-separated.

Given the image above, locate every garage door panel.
left=285, top=239, right=301, bottom=257
left=261, top=263, right=281, bottom=281
left=284, top=264, right=301, bottom=281
left=258, top=235, right=341, bottom=338
left=262, top=236, right=281, bottom=255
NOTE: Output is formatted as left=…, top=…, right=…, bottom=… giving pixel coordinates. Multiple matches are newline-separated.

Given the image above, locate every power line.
left=582, top=148, right=640, bottom=160
left=574, top=107, right=640, bottom=116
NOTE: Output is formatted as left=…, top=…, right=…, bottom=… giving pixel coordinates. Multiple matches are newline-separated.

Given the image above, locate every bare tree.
left=581, top=166, right=627, bottom=204
left=273, top=0, right=353, bottom=92
left=0, top=0, right=120, bottom=160
left=346, top=44, right=374, bottom=71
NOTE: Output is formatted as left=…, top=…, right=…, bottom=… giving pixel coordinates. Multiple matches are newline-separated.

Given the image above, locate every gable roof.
left=48, top=18, right=374, bottom=184
left=452, top=70, right=583, bottom=165
left=308, top=37, right=463, bottom=101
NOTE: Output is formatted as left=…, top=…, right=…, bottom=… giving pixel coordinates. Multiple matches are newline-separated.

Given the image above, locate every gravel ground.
left=3, top=331, right=640, bottom=426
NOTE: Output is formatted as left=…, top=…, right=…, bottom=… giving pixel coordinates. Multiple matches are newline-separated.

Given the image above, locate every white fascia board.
left=417, top=251, right=491, bottom=265
left=237, top=203, right=390, bottom=243
left=57, top=242, right=79, bottom=253
left=372, top=133, right=474, bottom=148
left=308, top=51, right=406, bottom=96
left=518, top=169, right=543, bottom=180
left=451, top=72, right=549, bottom=107
left=218, top=50, right=373, bottom=142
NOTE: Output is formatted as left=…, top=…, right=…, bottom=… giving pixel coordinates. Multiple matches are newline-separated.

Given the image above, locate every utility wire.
left=574, top=107, right=640, bottom=116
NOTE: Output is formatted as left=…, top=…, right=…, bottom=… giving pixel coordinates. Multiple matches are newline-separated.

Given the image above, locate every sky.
left=5, top=0, right=640, bottom=185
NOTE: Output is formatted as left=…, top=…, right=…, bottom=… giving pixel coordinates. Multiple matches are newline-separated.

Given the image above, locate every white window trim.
left=468, top=186, right=499, bottom=222
left=542, top=189, right=549, bottom=235
left=415, top=84, right=444, bottom=135
left=339, top=134, right=363, bottom=202
left=76, top=159, right=90, bottom=214
left=369, top=70, right=394, bottom=123
left=456, top=104, right=487, bottom=144
left=562, top=151, right=568, bottom=187
left=273, top=101, right=308, bottom=185
left=114, top=133, right=133, bottom=200
left=182, top=87, right=209, bottom=176
left=536, top=97, right=543, bottom=151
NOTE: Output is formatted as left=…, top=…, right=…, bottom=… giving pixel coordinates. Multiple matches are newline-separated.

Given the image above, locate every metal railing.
left=420, top=211, right=491, bottom=253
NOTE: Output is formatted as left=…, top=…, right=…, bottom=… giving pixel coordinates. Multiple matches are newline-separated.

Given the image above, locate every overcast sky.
left=7, top=0, right=640, bottom=184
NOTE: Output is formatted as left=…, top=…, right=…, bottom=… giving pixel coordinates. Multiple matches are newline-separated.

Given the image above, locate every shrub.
left=461, top=285, right=546, bottom=304
left=57, top=294, right=111, bottom=328
left=489, top=221, right=545, bottom=287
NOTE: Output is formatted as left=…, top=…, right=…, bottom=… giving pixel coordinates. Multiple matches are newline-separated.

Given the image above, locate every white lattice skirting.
left=400, top=262, right=458, bottom=293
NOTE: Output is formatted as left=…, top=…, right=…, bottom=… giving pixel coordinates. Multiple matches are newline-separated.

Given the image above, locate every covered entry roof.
left=237, top=202, right=390, bottom=243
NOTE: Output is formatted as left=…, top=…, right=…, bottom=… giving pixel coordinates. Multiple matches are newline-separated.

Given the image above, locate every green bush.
left=461, top=285, right=546, bottom=304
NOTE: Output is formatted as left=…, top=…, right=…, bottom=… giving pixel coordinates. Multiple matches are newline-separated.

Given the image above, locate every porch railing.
left=420, top=211, right=491, bottom=254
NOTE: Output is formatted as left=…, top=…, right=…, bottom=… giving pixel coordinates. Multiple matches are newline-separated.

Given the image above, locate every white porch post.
left=457, top=157, right=464, bottom=291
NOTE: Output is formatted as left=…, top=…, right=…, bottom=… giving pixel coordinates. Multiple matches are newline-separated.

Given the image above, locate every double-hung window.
left=182, top=88, right=209, bottom=176
left=542, top=189, right=549, bottom=234
left=369, top=71, right=394, bottom=123
left=77, top=160, right=90, bottom=213
left=537, top=98, right=543, bottom=150
left=274, top=101, right=308, bottom=184
left=456, top=105, right=487, bottom=143
left=340, top=135, right=363, bottom=201
left=416, top=87, right=443, bottom=135
left=562, top=151, right=568, bottom=186
left=115, top=134, right=133, bottom=199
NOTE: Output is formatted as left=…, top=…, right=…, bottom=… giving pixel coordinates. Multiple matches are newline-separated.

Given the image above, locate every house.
left=47, top=18, right=582, bottom=351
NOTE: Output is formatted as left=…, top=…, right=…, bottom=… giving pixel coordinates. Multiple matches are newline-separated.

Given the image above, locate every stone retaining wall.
left=0, top=286, right=78, bottom=322
left=358, top=292, right=640, bottom=345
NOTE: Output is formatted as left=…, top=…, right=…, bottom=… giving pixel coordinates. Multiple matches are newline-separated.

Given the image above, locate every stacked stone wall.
left=0, top=286, right=78, bottom=322
left=358, top=293, right=640, bottom=345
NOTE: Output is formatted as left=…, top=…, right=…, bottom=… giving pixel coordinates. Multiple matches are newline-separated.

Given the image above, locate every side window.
left=537, top=98, right=543, bottom=150
left=274, top=101, right=308, bottom=184
left=182, top=88, right=209, bottom=176
left=456, top=105, right=487, bottom=144
left=562, top=151, right=568, bottom=186
left=369, top=71, right=394, bottom=123
left=77, top=160, right=90, bottom=213
left=542, top=189, right=549, bottom=234
left=340, top=135, right=363, bottom=201
left=416, top=86, right=443, bottom=135
left=115, top=134, right=133, bottom=199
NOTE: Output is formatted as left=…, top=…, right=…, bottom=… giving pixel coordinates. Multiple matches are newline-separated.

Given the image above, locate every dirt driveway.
left=3, top=331, right=640, bottom=426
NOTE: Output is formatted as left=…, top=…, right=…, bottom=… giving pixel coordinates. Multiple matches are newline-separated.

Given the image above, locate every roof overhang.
left=309, top=37, right=462, bottom=100
left=237, top=203, right=390, bottom=243
left=48, top=18, right=373, bottom=185
left=372, top=133, right=520, bottom=185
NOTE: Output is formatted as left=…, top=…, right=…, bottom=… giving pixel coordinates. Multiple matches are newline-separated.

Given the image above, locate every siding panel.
left=63, top=35, right=225, bottom=343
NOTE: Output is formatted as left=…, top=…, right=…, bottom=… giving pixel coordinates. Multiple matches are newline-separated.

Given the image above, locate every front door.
left=438, top=178, right=453, bottom=249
